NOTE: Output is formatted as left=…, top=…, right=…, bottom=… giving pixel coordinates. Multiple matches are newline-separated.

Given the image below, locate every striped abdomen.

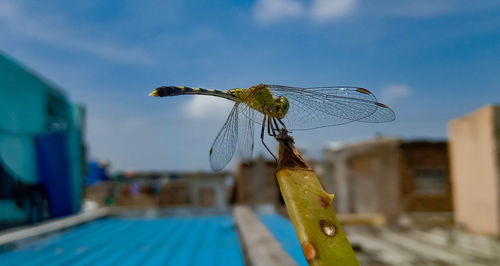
left=151, top=86, right=239, bottom=101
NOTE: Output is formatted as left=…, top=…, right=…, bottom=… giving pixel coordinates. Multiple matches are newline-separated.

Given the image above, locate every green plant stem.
left=276, top=133, right=359, bottom=266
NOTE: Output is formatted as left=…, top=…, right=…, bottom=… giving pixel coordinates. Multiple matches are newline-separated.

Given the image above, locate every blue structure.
left=0, top=215, right=244, bottom=265
left=0, top=52, right=85, bottom=228
left=85, top=160, right=109, bottom=186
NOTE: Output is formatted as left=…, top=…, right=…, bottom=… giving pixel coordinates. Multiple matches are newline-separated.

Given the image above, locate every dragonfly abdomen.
left=151, top=86, right=237, bottom=101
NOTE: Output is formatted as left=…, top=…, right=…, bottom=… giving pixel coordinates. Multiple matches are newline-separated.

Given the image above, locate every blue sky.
left=1, top=0, right=499, bottom=171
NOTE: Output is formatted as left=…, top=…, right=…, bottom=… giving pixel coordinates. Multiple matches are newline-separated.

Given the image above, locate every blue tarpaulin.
left=35, top=133, right=74, bottom=218
left=85, top=161, right=108, bottom=186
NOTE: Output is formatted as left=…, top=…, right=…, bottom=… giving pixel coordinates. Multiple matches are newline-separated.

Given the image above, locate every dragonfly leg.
left=277, top=118, right=288, bottom=132
left=261, top=115, right=266, bottom=139
left=261, top=115, right=277, bottom=162
left=267, top=116, right=272, bottom=136
left=267, top=116, right=277, bottom=137
left=272, top=117, right=281, bottom=135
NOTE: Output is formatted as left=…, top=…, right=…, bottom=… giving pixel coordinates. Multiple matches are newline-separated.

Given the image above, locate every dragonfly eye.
left=278, top=96, right=290, bottom=115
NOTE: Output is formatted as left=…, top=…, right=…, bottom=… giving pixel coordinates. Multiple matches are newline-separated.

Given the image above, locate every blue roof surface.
left=259, top=214, right=307, bottom=266
left=0, top=215, right=243, bottom=266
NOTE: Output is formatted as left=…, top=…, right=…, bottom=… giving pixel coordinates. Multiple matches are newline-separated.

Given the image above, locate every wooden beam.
left=234, top=205, right=297, bottom=266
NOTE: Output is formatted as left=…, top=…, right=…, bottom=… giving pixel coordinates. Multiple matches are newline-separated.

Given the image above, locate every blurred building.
left=324, top=138, right=452, bottom=223
left=85, top=171, right=232, bottom=209
left=233, top=156, right=282, bottom=207
left=448, top=105, right=500, bottom=236
left=0, top=52, right=85, bottom=229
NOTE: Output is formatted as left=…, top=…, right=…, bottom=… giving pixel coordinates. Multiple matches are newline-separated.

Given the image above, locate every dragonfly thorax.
left=241, top=84, right=290, bottom=119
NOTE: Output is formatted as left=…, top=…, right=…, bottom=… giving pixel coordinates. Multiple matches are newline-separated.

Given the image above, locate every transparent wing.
left=239, top=102, right=265, bottom=126
left=357, top=102, right=395, bottom=123
left=209, top=103, right=239, bottom=171
left=266, top=85, right=395, bottom=130
left=238, top=105, right=257, bottom=163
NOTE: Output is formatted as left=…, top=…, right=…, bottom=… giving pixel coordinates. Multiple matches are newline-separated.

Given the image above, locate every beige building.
left=448, top=105, right=500, bottom=236
left=324, top=138, right=452, bottom=223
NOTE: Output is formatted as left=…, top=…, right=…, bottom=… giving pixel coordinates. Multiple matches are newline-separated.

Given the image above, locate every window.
left=413, top=168, right=447, bottom=194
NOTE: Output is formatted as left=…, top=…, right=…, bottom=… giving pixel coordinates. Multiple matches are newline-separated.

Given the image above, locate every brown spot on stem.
left=301, top=241, right=317, bottom=261
left=320, top=220, right=336, bottom=237
left=318, top=195, right=331, bottom=208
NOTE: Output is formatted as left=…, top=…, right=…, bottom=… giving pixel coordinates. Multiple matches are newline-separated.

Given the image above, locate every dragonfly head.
left=273, top=96, right=290, bottom=119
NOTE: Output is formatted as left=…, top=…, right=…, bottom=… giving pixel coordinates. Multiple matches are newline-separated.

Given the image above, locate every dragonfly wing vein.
left=266, top=85, right=395, bottom=130
left=209, top=103, right=239, bottom=171
left=238, top=105, right=256, bottom=162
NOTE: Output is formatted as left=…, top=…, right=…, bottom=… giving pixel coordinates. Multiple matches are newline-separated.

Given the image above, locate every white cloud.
left=183, top=95, right=234, bottom=119
left=254, top=0, right=304, bottom=23
left=379, top=84, right=411, bottom=104
left=252, top=0, right=500, bottom=24
left=310, top=0, right=358, bottom=21
left=253, top=0, right=359, bottom=24
left=0, top=0, right=153, bottom=65
left=376, top=1, right=454, bottom=17
left=364, top=1, right=500, bottom=18
left=373, top=1, right=500, bottom=18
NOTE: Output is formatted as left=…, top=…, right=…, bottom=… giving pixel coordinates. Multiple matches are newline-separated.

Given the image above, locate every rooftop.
left=0, top=215, right=244, bottom=266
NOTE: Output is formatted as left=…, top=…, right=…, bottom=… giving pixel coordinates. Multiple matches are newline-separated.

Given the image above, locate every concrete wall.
left=348, top=140, right=401, bottom=222
left=448, top=105, right=500, bottom=236
left=189, top=175, right=228, bottom=208
left=324, top=138, right=401, bottom=222
left=323, top=148, right=354, bottom=213
left=234, top=156, right=281, bottom=206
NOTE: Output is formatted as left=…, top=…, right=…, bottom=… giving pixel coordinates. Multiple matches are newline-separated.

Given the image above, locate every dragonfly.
left=149, top=84, right=395, bottom=171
